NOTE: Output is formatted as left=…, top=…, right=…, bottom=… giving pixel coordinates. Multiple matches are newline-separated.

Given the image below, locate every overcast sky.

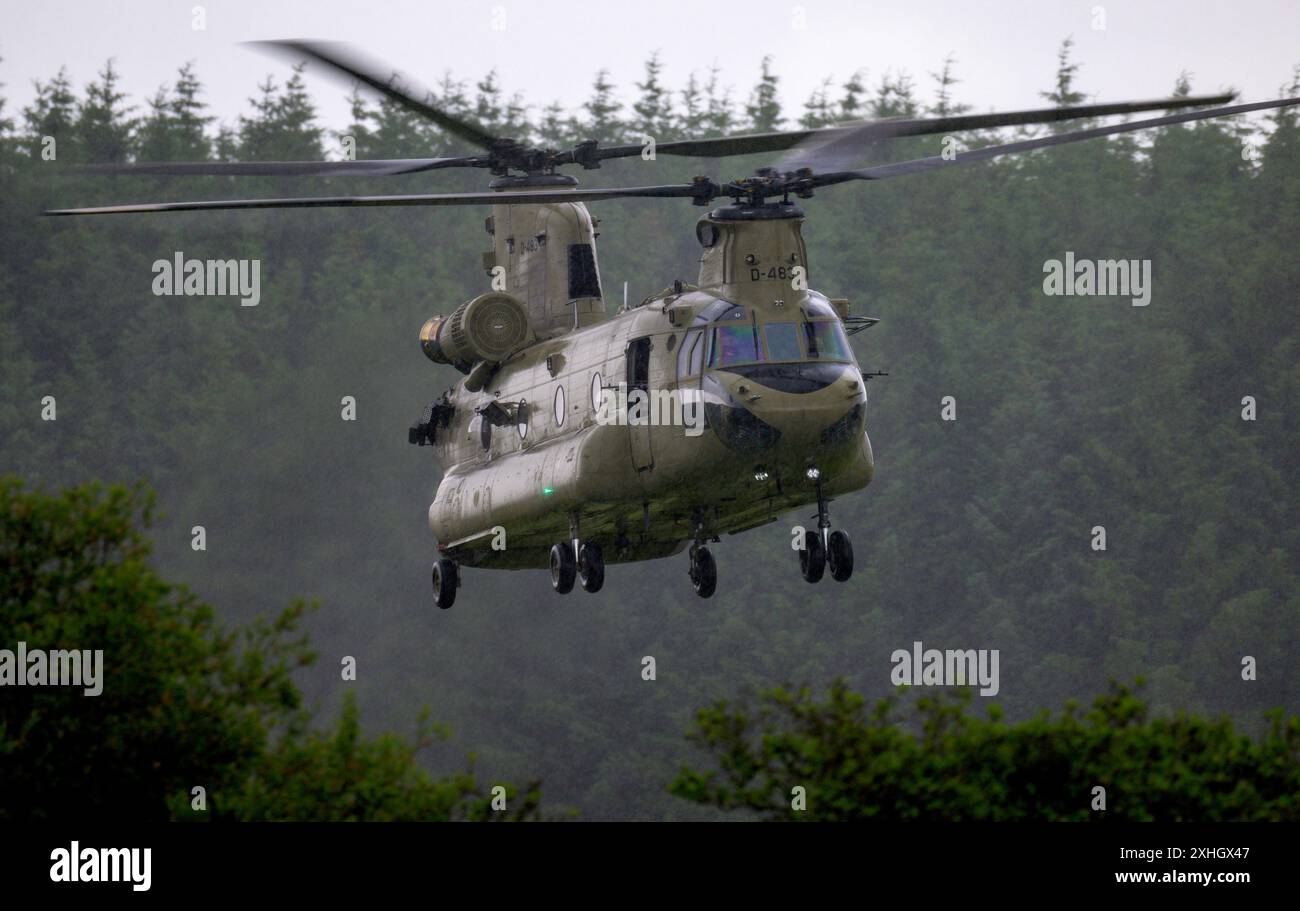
left=4, top=0, right=1299, bottom=137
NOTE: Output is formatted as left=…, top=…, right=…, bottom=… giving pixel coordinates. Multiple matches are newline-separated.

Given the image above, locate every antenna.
left=623, top=282, right=628, bottom=312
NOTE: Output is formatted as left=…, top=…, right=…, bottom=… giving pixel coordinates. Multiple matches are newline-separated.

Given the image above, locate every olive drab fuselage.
left=425, top=193, right=875, bottom=570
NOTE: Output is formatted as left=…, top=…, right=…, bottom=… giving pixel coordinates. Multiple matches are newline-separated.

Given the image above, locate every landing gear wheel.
left=550, top=542, right=576, bottom=594
left=690, top=545, right=717, bottom=599
left=578, top=542, right=605, bottom=593
left=432, top=558, right=459, bottom=610
left=800, top=534, right=826, bottom=583
left=828, top=530, right=854, bottom=582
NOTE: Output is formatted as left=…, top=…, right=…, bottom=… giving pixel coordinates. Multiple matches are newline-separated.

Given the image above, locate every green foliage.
left=671, top=680, right=1300, bottom=821
left=0, top=479, right=541, bottom=821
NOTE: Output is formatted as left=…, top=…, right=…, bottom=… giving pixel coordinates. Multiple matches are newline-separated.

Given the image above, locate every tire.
left=691, top=546, right=717, bottom=598
left=800, top=533, right=826, bottom=583
left=432, top=558, right=458, bottom=609
left=828, top=530, right=854, bottom=582
left=550, top=542, right=576, bottom=594
left=578, top=542, right=605, bottom=593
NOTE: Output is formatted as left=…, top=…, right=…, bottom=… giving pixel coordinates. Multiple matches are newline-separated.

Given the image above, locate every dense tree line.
left=1, top=44, right=1297, bottom=819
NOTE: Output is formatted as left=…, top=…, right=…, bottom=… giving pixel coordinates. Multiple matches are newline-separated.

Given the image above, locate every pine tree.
left=799, top=76, right=835, bottom=129
left=171, top=62, right=213, bottom=160
left=582, top=69, right=622, bottom=142
left=871, top=71, right=918, bottom=118
left=703, top=64, right=735, bottom=136
left=24, top=67, right=80, bottom=160
left=930, top=55, right=970, bottom=117
left=1042, top=38, right=1087, bottom=110
left=631, top=52, right=672, bottom=141
left=680, top=71, right=706, bottom=138
left=474, top=70, right=503, bottom=132
left=838, top=69, right=867, bottom=122
left=135, top=63, right=213, bottom=162
left=77, top=60, right=134, bottom=163
left=745, top=56, right=784, bottom=132
left=537, top=100, right=569, bottom=149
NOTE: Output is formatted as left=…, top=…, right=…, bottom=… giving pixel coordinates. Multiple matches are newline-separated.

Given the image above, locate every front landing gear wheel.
left=828, top=530, right=854, bottom=582
left=578, top=542, right=605, bottom=593
left=432, top=558, right=459, bottom=610
left=800, top=534, right=826, bottom=583
left=689, top=545, right=717, bottom=598
left=550, top=542, right=576, bottom=594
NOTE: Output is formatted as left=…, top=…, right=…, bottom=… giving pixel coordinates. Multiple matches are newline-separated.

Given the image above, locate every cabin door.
left=626, top=336, right=654, bottom=472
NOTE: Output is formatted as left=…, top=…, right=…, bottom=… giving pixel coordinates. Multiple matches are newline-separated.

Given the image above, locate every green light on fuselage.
left=542, top=487, right=554, bottom=496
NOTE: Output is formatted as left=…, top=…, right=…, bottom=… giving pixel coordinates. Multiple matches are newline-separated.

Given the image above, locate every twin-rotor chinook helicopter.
left=48, top=41, right=1300, bottom=608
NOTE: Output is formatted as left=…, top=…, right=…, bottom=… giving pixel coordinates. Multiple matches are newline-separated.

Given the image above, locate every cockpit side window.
left=805, top=320, right=851, bottom=361
left=678, top=328, right=704, bottom=380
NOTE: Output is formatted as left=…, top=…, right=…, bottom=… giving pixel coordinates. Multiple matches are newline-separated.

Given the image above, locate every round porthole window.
left=516, top=400, right=529, bottom=440
left=554, top=385, right=566, bottom=426
left=591, top=372, right=603, bottom=412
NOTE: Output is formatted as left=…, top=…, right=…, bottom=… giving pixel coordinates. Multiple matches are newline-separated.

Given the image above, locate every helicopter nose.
left=701, top=364, right=866, bottom=458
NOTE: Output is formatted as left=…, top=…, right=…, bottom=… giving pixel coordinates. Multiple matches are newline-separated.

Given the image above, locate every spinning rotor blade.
left=75, top=157, right=481, bottom=178
left=249, top=39, right=500, bottom=150
left=583, top=93, right=1236, bottom=168
left=777, top=92, right=1236, bottom=173
left=809, top=96, right=1300, bottom=187
left=43, top=181, right=719, bottom=216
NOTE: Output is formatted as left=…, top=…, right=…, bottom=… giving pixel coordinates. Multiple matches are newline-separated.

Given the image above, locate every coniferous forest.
left=2, top=41, right=1299, bottom=820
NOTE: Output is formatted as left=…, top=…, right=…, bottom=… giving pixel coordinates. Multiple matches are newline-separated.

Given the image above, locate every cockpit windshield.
left=704, top=318, right=853, bottom=368
left=678, top=297, right=856, bottom=379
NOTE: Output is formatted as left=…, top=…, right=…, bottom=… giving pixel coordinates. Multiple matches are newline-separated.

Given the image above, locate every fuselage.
left=424, top=195, right=875, bottom=569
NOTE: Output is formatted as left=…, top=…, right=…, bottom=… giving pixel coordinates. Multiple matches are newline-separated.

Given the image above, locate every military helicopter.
left=47, top=41, right=1300, bottom=608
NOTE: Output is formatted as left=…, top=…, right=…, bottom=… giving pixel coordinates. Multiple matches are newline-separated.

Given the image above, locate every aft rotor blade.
left=75, top=157, right=482, bottom=178
left=588, top=130, right=818, bottom=163
left=810, top=96, right=1300, bottom=187
left=249, top=39, right=499, bottom=151
left=778, top=92, right=1237, bottom=173
left=43, top=182, right=720, bottom=216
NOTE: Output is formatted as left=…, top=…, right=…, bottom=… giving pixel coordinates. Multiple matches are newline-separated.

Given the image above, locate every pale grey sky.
left=4, top=0, right=1298, bottom=136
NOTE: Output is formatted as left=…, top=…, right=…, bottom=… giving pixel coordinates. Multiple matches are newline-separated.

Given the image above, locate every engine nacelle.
left=420, top=292, right=532, bottom=372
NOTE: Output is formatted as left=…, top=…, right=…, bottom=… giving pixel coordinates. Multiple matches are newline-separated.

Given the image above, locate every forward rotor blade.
left=811, top=96, right=1300, bottom=187
left=43, top=182, right=719, bottom=216
left=586, top=93, right=1237, bottom=167
left=75, top=157, right=481, bottom=178
left=778, top=92, right=1237, bottom=173
left=249, top=39, right=499, bottom=151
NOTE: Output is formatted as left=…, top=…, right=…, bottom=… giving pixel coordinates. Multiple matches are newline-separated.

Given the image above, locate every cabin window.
left=554, top=385, right=566, bottom=426
left=568, top=244, right=602, bottom=299
left=480, top=417, right=492, bottom=450
left=627, top=337, right=651, bottom=393
left=591, top=372, right=603, bottom=412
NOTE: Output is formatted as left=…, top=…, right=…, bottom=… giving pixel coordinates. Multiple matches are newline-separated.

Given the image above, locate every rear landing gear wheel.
left=550, top=542, right=576, bottom=594
left=432, top=558, right=459, bottom=610
left=828, top=530, right=854, bottom=582
left=800, top=534, right=826, bottom=583
left=578, top=542, right=605, bottom=593
left=689, top=545, right=717, bottom=599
